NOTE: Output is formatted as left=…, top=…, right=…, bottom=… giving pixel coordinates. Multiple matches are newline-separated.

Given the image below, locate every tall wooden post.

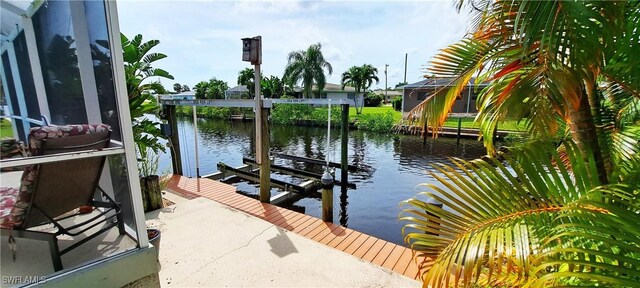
left=166, top=105, right=183, bottom=175
left=243, top=35, right=270, bottom=202
left=341, top=104, right=349, bottom=184
left=259, top=107, right=271, bottom=202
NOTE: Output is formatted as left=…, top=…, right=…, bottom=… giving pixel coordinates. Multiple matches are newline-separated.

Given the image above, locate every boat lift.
left=159, top=96, right=356, bottom=205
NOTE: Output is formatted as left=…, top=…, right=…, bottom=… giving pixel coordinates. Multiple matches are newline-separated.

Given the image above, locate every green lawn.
left=349, top=106, right=402, bottom=122
left=348, top=106, right=527, bottom=132
left=0, top=118, right=13, bottom=138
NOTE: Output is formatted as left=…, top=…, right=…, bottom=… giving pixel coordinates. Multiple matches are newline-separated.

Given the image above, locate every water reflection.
left=158, top=118, right=487, bottom=245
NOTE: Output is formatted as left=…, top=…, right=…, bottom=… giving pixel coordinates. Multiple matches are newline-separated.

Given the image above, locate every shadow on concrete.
left=267, top=227, right=298, bottom=258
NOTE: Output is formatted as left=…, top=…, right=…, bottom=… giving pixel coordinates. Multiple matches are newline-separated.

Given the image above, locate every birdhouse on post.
left=241, top=36, right=261, bottom=65
left=241, top=35, right=270, bottom=203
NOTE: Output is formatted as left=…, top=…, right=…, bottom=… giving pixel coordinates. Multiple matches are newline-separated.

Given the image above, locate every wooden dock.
left=165, top=174, right=431, bottom=281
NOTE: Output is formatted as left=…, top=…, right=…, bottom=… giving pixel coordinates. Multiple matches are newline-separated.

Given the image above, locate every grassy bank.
left=349, top=106, right=526, bottom=132
left=1, top=118, right=13, bottom=138
left=176, top=104, right=526, bottom=134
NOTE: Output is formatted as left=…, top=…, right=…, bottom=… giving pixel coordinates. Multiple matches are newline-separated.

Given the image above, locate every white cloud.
left=117, top=0, right=471, bottom=89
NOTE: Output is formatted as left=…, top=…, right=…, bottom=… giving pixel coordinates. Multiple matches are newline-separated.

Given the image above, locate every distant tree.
left=341, top=64, right=379, bottom=113
left=261, top=75, right=285, bottom=98
left=283, top=43, right=333, bottom=98
left=152, top=81, right=170, bottom=95
left=395, top=82, right=408, bottom=88
left=205, top=78, right=228, bottom=99
left=173, top=83, right=182, bottom=93
left=181, top=84, right=190, bottom=92
left=193, top=81, right=208, bottom=99
left=194, top=78, right=228, bottom=99
left=237, top=68, right=255, bottom=97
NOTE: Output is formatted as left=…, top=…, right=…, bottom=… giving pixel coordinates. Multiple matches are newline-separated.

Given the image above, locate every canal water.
left=158, top=117, right=487, bottom=246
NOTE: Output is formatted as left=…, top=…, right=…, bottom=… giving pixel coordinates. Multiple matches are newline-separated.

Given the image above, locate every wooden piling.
left=341, top=104, right=349, bottom=184
left=259, top=107, right=271, bottom=203
left=321, top=171, right=334, bottom=222
left=166, top=105, right=183, bottom=175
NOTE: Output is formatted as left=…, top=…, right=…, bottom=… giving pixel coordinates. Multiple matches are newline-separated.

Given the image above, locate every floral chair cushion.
left=0, top=139, right=29, bottom=172
left=0, top=187, right=19, bottom=229
left=5, top=124, right=111, bottom=228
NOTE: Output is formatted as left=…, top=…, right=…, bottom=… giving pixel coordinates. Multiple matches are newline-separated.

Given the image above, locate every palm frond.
left=530, top=183, right=640, bottom=287
left=399, top=140, right=640, bottom=287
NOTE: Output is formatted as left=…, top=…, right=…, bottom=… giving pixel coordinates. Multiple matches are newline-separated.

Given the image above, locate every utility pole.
left=384, top=64, right=388, bottom=102
left=404, top=53, right=408, bottom=84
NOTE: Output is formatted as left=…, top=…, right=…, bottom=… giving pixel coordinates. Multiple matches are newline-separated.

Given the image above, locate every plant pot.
left=147, top=228, right=161, bottom=260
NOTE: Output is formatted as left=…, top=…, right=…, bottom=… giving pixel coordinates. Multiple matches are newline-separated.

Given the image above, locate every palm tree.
left=404, top=1, right=640, bottom=184
left=341, top=64, right=379, bottom=114
left=283, top=43, right=333, bottom=98
left=237, top=68, right=255, bottom=97
left=400, top=1, right=640, bottom=287
left=173, top=83, right=182, bottom=93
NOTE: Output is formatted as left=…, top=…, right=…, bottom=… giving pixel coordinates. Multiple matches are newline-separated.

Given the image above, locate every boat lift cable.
left=326, top=99, right=331, bottom=171
left=192, top=105, right=200, bottom=178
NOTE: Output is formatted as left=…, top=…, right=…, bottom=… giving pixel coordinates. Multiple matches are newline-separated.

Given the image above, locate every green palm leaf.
left=400, top=140, right=640, bottom=287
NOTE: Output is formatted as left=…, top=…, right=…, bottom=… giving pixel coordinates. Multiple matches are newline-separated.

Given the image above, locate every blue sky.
left=117, top=1, right=472, bottom=90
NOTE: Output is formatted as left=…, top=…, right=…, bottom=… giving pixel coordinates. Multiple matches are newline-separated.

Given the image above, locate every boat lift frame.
left=159, top=96, right=354, bottom=204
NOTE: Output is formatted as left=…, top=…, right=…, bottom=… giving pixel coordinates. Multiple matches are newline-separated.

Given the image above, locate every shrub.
left=364, top=92, right=383, bottom=107
left=356, top=111, right=395, bottom=133
left=392, top=96, right=402, bottom=111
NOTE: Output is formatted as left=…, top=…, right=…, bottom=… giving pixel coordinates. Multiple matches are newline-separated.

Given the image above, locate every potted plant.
left=147, top=226, right=161, bottom=259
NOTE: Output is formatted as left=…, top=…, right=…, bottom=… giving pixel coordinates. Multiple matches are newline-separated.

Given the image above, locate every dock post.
left=340, top=104, right=349, bottom=184
left=166, top=105, right=183, bottom=175
left=321, top=171, right=334, bottom=222
left=259, top=106, right=271, bottom=202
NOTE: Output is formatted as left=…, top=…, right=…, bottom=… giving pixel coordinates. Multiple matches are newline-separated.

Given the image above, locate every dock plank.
left=352, top=237, right=378, bottom=258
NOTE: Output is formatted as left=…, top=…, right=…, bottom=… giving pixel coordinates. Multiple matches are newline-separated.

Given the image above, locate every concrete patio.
left=146, top=194, right=421, bottom=287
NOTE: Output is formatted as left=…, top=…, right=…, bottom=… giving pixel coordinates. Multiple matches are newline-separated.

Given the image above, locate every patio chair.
left=0, top=124, right=124, bottom=271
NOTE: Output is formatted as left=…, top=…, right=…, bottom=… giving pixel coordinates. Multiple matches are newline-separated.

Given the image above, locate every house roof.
left=373, top=90, right=402, bottom=97
left=402, top=77, right=488, bottom=89
left=293, top=83, right=357, bottom=93
left=227, top=85, right=249, bottom=92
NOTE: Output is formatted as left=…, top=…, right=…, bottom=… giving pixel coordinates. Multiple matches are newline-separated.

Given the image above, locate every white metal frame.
left=21, top=16, right=50, bottom=120
left=69, top=1, right=103, bottom=123
left=0, top=59, right=19, bottom=138
left=5, top=41, right=31, bottom=137
left=105, top=0, right=149, bottom=248
left=0, top=0, right=149, bottom=249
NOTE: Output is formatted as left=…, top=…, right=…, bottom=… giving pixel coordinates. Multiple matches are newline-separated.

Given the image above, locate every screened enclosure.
left=0, top=1, right=153, bottom=286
